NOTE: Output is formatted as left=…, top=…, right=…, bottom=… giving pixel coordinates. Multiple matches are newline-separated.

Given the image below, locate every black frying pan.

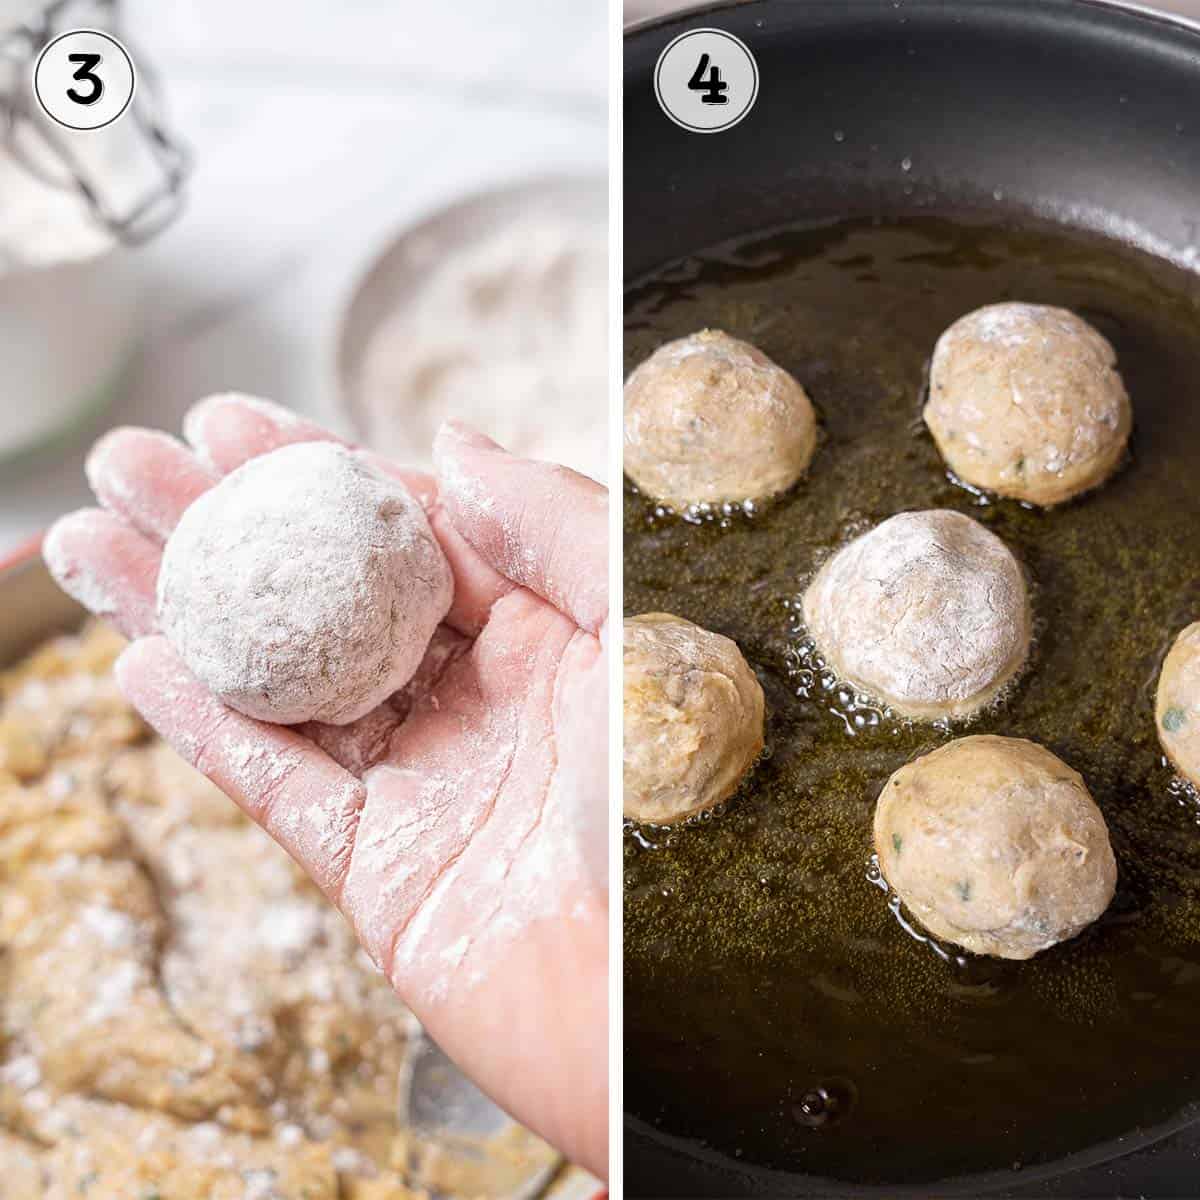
left=624, top=2, right=1200, bottom=1195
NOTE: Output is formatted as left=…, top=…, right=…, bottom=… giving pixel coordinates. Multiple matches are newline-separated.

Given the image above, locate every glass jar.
left=0, top=0, right=189, bottom=463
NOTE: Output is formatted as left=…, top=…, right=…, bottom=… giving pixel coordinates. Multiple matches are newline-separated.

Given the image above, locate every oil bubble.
left=792, top=1078, right=857, bottom=1129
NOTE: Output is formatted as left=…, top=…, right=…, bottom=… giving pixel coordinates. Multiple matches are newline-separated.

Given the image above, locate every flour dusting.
left=802, top=509, right=1032, bottom=719
left=157, top=441, right=453, bottom=725
left=350, top=198, right=606, bottom=483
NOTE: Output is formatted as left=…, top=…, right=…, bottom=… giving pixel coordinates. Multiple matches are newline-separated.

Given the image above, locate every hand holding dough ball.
left=624, top=612, right=764, bottom=824
left=1157, top=622, right=1200, bottom=788
left=623, top=329, right=817, bottom=510
left=157, top=441, right=452, bottom=726
left=925, top=303, right=1131, bottom=506
left=875, top=736, right=1116, bottom=960
left=802, top=509, right=1030, bottom=720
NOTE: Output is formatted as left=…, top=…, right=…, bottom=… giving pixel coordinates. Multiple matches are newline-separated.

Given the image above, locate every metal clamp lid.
left=0, top=0, right=191, bottom=245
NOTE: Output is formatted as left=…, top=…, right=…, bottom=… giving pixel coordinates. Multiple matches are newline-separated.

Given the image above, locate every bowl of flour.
left=336, top=174, right=607, bottom=483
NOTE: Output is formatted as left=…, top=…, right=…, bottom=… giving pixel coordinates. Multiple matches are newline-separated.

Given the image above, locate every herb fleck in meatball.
left=1157, top=621, right=1200, bottom=788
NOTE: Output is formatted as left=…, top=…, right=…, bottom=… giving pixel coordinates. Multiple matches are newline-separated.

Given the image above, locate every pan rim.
left=623, top=0, right=1200, bottom=42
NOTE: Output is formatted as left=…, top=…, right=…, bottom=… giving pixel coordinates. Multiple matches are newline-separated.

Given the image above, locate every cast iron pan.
left=624, top=1, right=1200, bottom=1195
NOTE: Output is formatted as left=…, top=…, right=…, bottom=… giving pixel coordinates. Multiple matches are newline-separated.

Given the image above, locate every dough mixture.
left=0, top=621, right=557, bottom=1198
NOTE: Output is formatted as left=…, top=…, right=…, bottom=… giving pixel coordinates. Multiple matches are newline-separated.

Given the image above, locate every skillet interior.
left=624, top=212, right=1200, bottom=1188
left=624, top=2, right=1200, bottom=1193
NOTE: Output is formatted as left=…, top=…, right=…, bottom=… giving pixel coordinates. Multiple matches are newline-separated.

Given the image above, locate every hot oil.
left=623, top=216, right=1200, bottom=1184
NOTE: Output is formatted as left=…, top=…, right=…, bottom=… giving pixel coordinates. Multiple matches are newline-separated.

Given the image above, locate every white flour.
left=353, top=213, right=607, bottom=483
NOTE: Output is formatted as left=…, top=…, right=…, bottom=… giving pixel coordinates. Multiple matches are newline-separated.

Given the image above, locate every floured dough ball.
left=925, top=303, right=1131, bottom=506
left=624, top=612, right=764, bottom=824
left=623, top=329, right=817, bottom=510
left=1157, top=622, right=1200, bottom=788
left=874, top=735, right=1117, bottom=960
left=802, top=509, right=1030, bottom=720
left=158, top=441, right=452, bottom=726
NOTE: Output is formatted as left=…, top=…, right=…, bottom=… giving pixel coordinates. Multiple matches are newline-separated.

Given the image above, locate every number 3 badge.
left=33, top=28, right=136, bottom=131
left=654, top=28, right=758, bottom=134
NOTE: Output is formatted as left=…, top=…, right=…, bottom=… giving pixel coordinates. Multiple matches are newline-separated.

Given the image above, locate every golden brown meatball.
left=925, top=303, right=1131, bottom=506
left=874, top=736, right=1117, bottom=960
left=623, top=612, right=764, bottom=824
left=1157, top=622, right=1200, bottom=788
left=623, top=330, right=817, bottom=511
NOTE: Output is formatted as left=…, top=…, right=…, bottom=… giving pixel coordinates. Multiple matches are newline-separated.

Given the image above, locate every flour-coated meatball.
left=802, top=510, right=1031, bottom=720
left=925, top=303, right=1131, bottom=506
left=158, top=441, right=452, bottom=726
left=624, top=612, right=764, bottom=824
left=624, top=329, right=817, bottom=510
left=1157, top=622, right=1200, bottom=789
left=875, top=735, right=1117, bottom=960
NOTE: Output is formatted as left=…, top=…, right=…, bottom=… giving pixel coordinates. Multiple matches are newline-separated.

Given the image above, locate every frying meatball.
left=801, top=509, right=1031, bottom=721
left=1157, top=621, right=1200, bottom=789
left=874, top=735, right=1117, bottom=960
left=623, top=329, right=817, bottom=510
left=925, top=303, right=1131, bottom=506
left=624, top=612, right=764, bottom=824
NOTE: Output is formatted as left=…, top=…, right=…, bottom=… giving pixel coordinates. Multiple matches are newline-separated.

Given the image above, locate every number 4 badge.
left=688, top=53, right=728, bottom=105
left=654, top=28, right=759, bottom=133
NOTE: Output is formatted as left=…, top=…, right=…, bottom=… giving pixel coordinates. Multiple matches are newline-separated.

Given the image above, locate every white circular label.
left=33, top=28, right=136, bottom=131
left=653, top=28, right=759, bottom=134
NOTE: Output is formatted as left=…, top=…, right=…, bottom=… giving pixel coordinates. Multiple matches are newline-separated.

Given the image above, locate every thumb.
left=433, top=421, right=608, bottom=635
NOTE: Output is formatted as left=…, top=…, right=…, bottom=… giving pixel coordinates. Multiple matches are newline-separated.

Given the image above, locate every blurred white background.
left=0, top=0, right=606, bottom=550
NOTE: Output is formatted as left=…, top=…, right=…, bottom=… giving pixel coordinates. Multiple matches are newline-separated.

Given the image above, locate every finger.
left=115, top=636, right=366, bottom=905
left=43, top=509, right=162, bottom=639
left=85, top=428, right=216, bottom=545
left=184, top=392, right=440, bottom=508
left=433, top=420, right=608, bottom=635
left=428, top=509, right=517, bottom=636
left=183, top=392, right=519, bottom=636
left=183, top=392, right=344, bottom=474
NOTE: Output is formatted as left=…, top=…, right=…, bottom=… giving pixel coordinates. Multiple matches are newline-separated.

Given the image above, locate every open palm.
left=45, top=395, right=608, bottom=1177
